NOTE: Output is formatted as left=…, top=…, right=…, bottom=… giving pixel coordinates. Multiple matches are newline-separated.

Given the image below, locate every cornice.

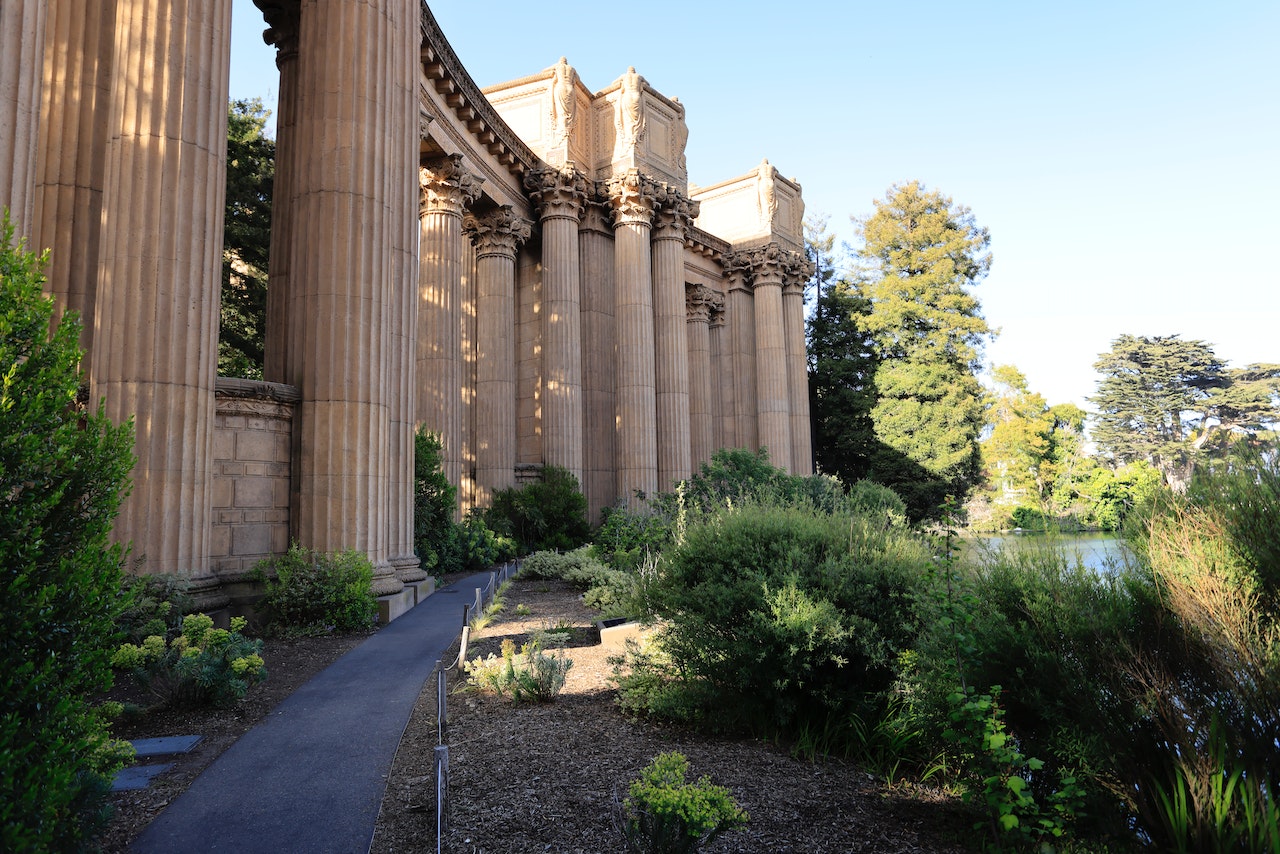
left=418, top=2, right=540, bottom=178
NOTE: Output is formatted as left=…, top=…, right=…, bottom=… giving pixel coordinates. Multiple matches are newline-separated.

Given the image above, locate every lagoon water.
left=959, top=533, right=1135, bottom=574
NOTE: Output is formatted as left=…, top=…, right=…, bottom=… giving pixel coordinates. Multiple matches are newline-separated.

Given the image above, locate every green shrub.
left=485, top=465, right=590, bottom=553
left=619, top=752, right=748, bottom=854
left=254, top=544, right=377, bottom=635
left=463, top=637, right=572, bottom=702
left=592, top=502, right=674, bottom=573
left=112, top=614, right=266, bottom=708
left=845, top=478, right=908, bottom=527
left=117, top=573, right=193, bottom=642
left=642, top=503, right=930, bottom=738
left=0, top=214, right=135, bottom=851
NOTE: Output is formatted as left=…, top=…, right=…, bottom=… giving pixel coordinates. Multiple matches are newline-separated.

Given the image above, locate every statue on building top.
left=550, top=56, right=578, bottom=146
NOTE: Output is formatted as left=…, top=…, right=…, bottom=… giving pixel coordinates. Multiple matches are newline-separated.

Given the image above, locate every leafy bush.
left=463, top=637, right=572, bottom=702
left=485, top=465, right=590, bottom=553
left=254, top=544, right=377, bottom=634
left=1, top=214, right=135, bottom=851
left=593, top=502, right=674, bottom=573
left=618, top=752, right=748, bottom=854
left=519, top=548, right=638, bottom=618
left=112, top=614, right=265, bottom=708
left=641, top=503, right=930, bottom=738
left=117, top=574, right=193, bottom=642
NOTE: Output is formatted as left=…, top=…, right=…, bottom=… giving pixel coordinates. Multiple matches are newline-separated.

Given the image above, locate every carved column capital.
left=254, top=0, right=301, bottom=65
left=685, top=283, right=717, bottom=324
left=418, top=108, right=434, bottom=142
left=524, top=165, right=587, bottom=222
left=607, top=170, right=659, bottom=227
left=782, top=251, right=814, bottom=295
left=708, top=291, right=726, bottom=327
left=464, top=206, right=532, bottom=260
left=653, top=188, right=700, bottom=242
left=747, top=242, right=787, bottom=289
left=721, top=250, right=754, bottom=293
left=420, top=153, right=483, bottom=217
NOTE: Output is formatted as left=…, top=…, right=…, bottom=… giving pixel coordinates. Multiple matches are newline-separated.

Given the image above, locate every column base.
left=391, top=553, right=427, bottom=583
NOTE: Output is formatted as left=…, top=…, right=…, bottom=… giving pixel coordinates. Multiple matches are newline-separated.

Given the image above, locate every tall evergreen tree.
left=220, top=98, right=274, bottom=379
left=856, top=181, right=994, bottom=519
left=1089, top=334, right=1228, bottom=489
left=806, top=217, right=878, bottom=484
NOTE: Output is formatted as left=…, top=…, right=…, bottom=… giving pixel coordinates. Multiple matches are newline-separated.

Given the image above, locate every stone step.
left=111, top=735, right=202, bottom=792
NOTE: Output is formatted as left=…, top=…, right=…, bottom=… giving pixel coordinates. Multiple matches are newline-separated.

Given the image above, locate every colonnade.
left=2, top=0, right=813, bottom=598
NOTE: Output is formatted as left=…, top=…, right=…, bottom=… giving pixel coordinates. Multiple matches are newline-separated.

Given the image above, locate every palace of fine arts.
left=1, top=0, right=813, bottom=620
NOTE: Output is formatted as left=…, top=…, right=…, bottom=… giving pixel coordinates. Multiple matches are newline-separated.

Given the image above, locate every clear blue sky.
left=230, top=0, right=1279, bottom=412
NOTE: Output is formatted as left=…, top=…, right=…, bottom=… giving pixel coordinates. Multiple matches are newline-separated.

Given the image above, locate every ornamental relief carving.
left=255, top=0, right=300, bottom=64
left=613, top=66, right=647, bottom=157
left=464, top=205, right=532, bottom=258
left=721, top=250, right=754, bottom=292
left=524, top=166, right=587, bottom=221
left=708, top=291, right=727, bottom=326
left=549, top=57, right=579, bottom=147
left=747, top=242, right=787, bottom=287
left=606, top=170, right=659, bottom=226
left=685, top=283, right=717, bottom=323
left=420, top=153, right=483, bottom=216
left=652, top=189, right=700, bottom=241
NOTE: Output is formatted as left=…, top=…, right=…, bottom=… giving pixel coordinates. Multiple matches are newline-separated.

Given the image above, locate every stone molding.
left=464, top=205, right=532, bottom=259
left=685, top=283, right=717, bottom=323
left=418, top=4, right=539, bottom=176
left=524, top=165, right=587, bottom=222
left=214, top=379, right=298, bottom=421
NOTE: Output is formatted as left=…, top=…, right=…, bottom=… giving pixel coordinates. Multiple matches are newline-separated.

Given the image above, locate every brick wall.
left=210, top=378, right=299, bottom=580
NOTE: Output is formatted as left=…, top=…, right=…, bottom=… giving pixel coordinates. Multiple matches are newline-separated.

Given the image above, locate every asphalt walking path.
left=132, top=568, right=499, bottom=854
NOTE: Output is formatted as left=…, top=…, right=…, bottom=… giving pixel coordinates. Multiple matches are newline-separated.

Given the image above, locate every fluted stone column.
left=709, top=292, right=729, bottom=452
left=750, top=244, right=792, bottom=470
left=580, top=196, right=617, bottom=518
left=466, top=206, right=530, bottom=507
left=418, top=154, right=481, bottom=507
left=723, top=252, right=757, bottom=450
left=610, top=170, right=658, bottom=504
left=257, top=0, right=298, bottom=383
left=33, top=0, right=115, bottom=362
left=92, top=0, right=231, bottom=584
left=525, top=166, right=586, bottom=486
left=288, top=0, right=418, bottom=595
left=0, top=0, right=46, bottom=240
left=783, top=258, right=814, bottom=476
left=652, top=192, right=697, bottom=488
left=686, top=284, right=715, bottom=470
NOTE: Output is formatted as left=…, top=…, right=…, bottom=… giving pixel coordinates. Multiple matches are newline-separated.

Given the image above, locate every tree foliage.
left=806, top=218, right=878, bottom=485
left=1087, top=334, right=1278, bottom=489
left=1, top=214, right=135, bottom=850
left=220, top=98, right=274, bottom=379
left=857, top=181, right=994, bottom=519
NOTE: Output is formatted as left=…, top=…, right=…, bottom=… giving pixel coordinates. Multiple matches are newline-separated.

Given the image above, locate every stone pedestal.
left=92, top=0, right=232, bottom=577
left=610, top=171, right=658, bottom=504
left=750, top=244, right=791, bottom=471
left=526, top=166, right=586, bottom=487
left=467, top=206, right=530, bottom=507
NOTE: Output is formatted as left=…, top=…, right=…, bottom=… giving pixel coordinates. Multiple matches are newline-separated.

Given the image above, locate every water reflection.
left=958, top=532, right=1135, bottom=574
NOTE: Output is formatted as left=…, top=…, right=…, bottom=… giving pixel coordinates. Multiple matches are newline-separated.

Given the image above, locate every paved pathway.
left=132, top=569, right=499, bottom=853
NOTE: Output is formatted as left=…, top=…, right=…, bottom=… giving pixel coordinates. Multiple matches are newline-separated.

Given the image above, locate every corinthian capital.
left=420, top=154, right=483, bottom=216
left=783, top=251, right=816, bottom=295
left=721, top=250, right=754, bottom=293
left=607, top=170, right=659, bottom=226
left=524, top=165, right=587, bottom=222
left=685, top=283, right=717, bottom=323
left=464, top=206, right=533, bottom=259
left=652, top=188, right=700, bottom=241
left=708, top=291, right=726, bottom=327
left=255, top=0, right=300, bottom=64
left=747, top=242, right=787, bottom=288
